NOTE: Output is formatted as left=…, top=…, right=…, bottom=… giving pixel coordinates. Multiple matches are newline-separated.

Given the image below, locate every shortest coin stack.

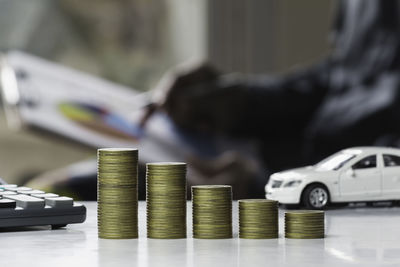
left=285, top=210, right=325, bottom=239
left=239, top=199, right=278, bottom=239
left=192, top=185, right=232, bottom=239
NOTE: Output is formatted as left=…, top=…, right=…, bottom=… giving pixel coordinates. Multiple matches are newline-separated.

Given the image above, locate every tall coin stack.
left=97, top=148, right=138, bottom=239
left=146, top=162, right=187, bottom=239
left=285, top=210, right=325, bottom=239
left=192, top=185, right=232, bottom=239
left=238, top=199, right=278, bottom=239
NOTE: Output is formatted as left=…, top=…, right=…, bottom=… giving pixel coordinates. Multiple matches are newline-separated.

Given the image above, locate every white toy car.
left=265, top=147, right=400, bottom=209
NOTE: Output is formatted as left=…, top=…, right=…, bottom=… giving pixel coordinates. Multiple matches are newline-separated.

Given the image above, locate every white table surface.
left=0, top=201, right=399, bottom=267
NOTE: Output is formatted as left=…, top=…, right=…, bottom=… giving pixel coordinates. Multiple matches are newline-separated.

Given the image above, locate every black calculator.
left=0, top=183, right=86, bottom=229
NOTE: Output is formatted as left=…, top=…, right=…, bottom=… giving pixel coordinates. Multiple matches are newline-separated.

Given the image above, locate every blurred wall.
left=0, top=0, right=335, bottom=85
left=166, top=0, right=208, bottom=63
left=207, top=0, right=335, bottom=74
left=275, top=0, right=335, bottom=72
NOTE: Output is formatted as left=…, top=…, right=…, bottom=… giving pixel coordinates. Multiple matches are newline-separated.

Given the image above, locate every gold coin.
left=284, top=210, right=325, bottom=239
left=146, top=162, right=187, bottom=239
left=192, top=185, right=232, bottom=239
left=238, top=199, right=279, bottom=239
left=97, top=148, right=138, bottom=239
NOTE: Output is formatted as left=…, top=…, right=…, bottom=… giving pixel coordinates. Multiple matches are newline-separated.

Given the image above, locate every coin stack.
left=146, top=162, right=187, bottom=239
left=238, top=199, right=278, bottom=239
left=97, top=148, right=138, bottom=239
left=192, top=185, right=232, bottom=239
left=285, top=210, right=325, bottom=239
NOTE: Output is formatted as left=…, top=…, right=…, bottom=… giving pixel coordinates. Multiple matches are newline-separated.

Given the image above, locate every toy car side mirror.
left=347, top=168, right=356, bottom=178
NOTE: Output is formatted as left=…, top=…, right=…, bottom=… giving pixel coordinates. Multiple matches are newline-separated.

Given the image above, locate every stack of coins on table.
left=97, top=148, right=138, bottom=239
left=192, top=185, right=232, bottom=239
left=238, top=199, right=279, bottom=239
left=146, top=162, right=187, bottom=239
left=285, top=210, right=325, bottom=239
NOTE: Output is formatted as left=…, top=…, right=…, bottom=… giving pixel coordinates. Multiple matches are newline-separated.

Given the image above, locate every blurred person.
left=143, top=0, right=400, bottom=185
left=27, top=0, right=400, bottom=200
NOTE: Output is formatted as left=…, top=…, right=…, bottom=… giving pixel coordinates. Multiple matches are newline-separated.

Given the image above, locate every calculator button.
left=0, top=184, right=17, bottom=189
left=0, top=199, right=16, bottom=208
left=22, top=190, right=45, bottom=195
left=3, top=195, right=45, bottom=209
left=45, top=197, right=73, bottom=208
left=31, top=193, right=59, bottom=199
left=0, top=191, right=17, bottom=196
left=6, top=187, right=32, bottom=192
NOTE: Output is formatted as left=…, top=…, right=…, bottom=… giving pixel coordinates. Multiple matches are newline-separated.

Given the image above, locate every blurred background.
left=0, top=0, right=335, bottom=198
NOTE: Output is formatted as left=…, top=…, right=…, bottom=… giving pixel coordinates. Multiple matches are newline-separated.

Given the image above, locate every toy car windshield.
left=315, top=152, right=357, bottom=171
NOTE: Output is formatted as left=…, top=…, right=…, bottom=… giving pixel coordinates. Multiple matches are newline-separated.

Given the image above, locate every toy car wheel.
left=302, top=184, right=329, bottom=209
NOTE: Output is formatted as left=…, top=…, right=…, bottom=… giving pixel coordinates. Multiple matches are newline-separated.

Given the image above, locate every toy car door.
left=339, top=154, right=381, bottom=201
left=382, top=154, right=400, bottom=196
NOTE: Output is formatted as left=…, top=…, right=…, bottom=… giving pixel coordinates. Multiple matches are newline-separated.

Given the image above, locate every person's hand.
left=146, top=62, right=248, bottom=133
left=140, top=62, right=218, bottom=129
left=153, top=62, right=218, bottom=131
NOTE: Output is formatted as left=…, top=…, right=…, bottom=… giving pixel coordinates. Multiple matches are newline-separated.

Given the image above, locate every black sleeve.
left=218, top=61, right=330, bottom=138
